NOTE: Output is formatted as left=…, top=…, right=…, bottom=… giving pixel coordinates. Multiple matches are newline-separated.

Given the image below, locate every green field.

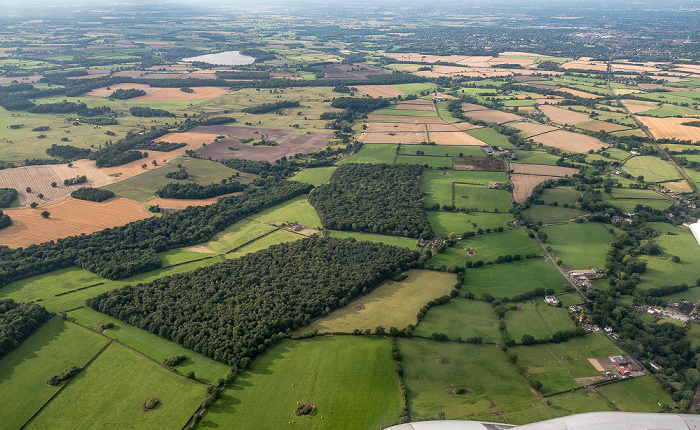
left=27, top=343, right=207, bottom=429
left=248, top=194, right=322, bottom=228
left=525, top=205, right=587, bottom=224
left=636, top=223, right=700, bottom=290
left=466, top=128, right=514, bottom=149
left=399, top=145, right=485, bottom=158
left=103, top=157, right=250, bottom=202
left=453, top=183, right=513, bottom=212
left=539, top=187, right=581, bottom=206
left=595, top=376, right=674, bottom=412
left=337, top=144, right=397, bottom=164
left=541, top=223, right=616, bottom=269
left=427, top=211, right=515, bottom=236
left=398, top=338, right=538, bottom=422
left=224, top=229, right=304, bottom=259
left=372, top=107, right=438, bottom=117
left=395, top=154, right=454, bottom=168
left=462, top=259, right=570, bottom=299
left=505, top=303, right=576, bottom=342
left=392, top=83, right=436, bottom=95
left=199, top=337, right=402, bottom=429
left=427, top=229, right=540, bottom=269
left=513, top=333, right=621, bottom=394
left=435, top=101, right=466, bottom=123
left=67, top=308, right=230, bottom=384
left=603, top=188, right=673, bottom=212
left=291, top=167, right=336, bottom=186
left=0, top=317, right=109, bottom=430
left=192, top=218, right=278, bottom=254
left=421, top=170, right=508, bottom=208
left=325, top=230, right=417, bottom=248
left=414, top=298, right=502, bottom=342
left=158, top=248, right=213, bottom=265
left=299, top=269, right=456, bottom=335
left=622, top=156, right=683, bottom=183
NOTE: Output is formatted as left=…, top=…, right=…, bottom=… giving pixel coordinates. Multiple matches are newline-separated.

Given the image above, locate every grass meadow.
left=525, top=205, right=587, bottom=224
left=414, top=298, right=502, bottom=342
left=427, top=211, right=515, bottom=236
left=453, top=183, right=512, bottom=212
left=595, top=376, right=673, bottom=412
left=541, top=223, right=616, bottom=269
left=193, top=218, right=278, bottom=254
left=290, top=166, right=335, bottom=186
left=462, top=259, right=570, bottom=299
left=421, top=170, right=508, bottom=208
left=337, top=144, right=397, bottom=164
left=325, top=230, right=417, bottom=248
left=395, top=154, right=454, bottom=168
left=539, top=187, right=581, bottom=206
left=199, top=337, right=402, bottom=430
left=505, top=303, right=576, bottom=342
left=511, top=150, right=563, bottom=165
left=466, top=128, right=514, bottom=149
left=248, top=194, right=322, bottom=228
left=636, top=223, right=700, bottom=290
left=622, top=156, right=683, bottom=183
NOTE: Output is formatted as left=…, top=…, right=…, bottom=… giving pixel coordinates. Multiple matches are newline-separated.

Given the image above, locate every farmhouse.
left=544, top=295, right=560, bottom=305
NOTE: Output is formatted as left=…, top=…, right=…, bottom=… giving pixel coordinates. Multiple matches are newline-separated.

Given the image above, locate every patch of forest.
left=309, top=164, right=433, bottom=239
left=109, top=88, right=147, bottom=99
left=155, top=178, right=245, bottom=199
left=0, top=188, right=17, bottom=208
left=0, top=211, right=11, bottom=230
left=242, top=100, right=300, bottom=114
left=129, top=106, right=175, bottom=118
left=86, top=236, right=419, bottom=364
left=70, top=187, right=115, bottom=202
left=0, top=299, right=52, bottom=360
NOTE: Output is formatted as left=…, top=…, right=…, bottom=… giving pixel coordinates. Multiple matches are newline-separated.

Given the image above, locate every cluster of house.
left=641, top=300, right=697, bottom=324
left=566, top=267, right=605, bottom=292
left=283, top=222, right=306, bottom=232
left=480, top=145, right=516, bottom=159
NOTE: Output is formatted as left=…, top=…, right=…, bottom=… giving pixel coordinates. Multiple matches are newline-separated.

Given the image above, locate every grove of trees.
left=0, top=299, right=51, bottom=360
left=70, top=187, right=115, bottom=202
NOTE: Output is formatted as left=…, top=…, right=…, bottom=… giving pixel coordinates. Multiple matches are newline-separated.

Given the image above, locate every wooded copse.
left=86, top=236, right=419, bottom=365
left=155, top=179, right=245, bottom=199
left=0, top=299, right=52, bottom=360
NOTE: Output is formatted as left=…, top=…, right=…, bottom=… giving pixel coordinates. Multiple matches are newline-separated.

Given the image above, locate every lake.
left=182, top=50, right=255, bottom=66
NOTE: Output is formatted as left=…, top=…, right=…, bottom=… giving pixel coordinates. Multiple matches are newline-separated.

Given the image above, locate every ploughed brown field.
left=539, top=105, right=591, bottom=125
left=395, top=100, right=436, bottom=111
left=354, top=85, right=405, bottom=98
left=0, top=197, right=152, bottom=248
left=365, top=122, right=425, bottom=133
left=453, top=157, right=505, bottom=171
left=507, top=121, right=559, bottom=137
left=530, top=130, right=606, bottom=153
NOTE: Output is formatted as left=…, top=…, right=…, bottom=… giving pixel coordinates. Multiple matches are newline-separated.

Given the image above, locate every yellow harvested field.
left=664, top=181, right=693, bottom=193
left=510, top=163, right=579, bottom=177
left=463, top=109, right=523, bottom=124
left=429, top=132, right=485, bottom=146
left=451, top=122, right=483, bottom=131
left=637, top=116, right=700, bottom=141
left=534, top=97, right=564, bottom=105
left=0, top=160, right=113, bottom=206
left=508, top=121, right=558, bottom=137
left=0, top=197, right=152, bottom=248
left=354, top=85, right=404, bottom=98
left=511, top=174, right=561, bottom=203
left=462, top=103, right=489, bottom=112
left=133, top=86, right=228, bottom=101
left=561, top=60, right=608, bottom=72
left=383, top=53, right=493, bottom=66
left=426, top=123, right=469, bottom=132
left=0, top=75, right=42, bottom=85
left=577, top=120, right=630, bottom=133
left=365, top=122, right=425, bottom=133
left=366, top=114, right=444, bottom=124
left=146, top=192, right=242, bottom=210
left=531, top=130, right=606, bottom=153
left=360, top=132, right=427, bottom=144
left=488, top=57, right=536, bottom=68
left=621, top=99, right=659, bottom=114
left=87, top=83, right=154, bottom=97
left=557, top=88, right=602, bottom=99
left=297, top=269, right=456, bottom=334
left=539, top=105, right=591, bottom=125
left=611, top=62, right=664, bottom=73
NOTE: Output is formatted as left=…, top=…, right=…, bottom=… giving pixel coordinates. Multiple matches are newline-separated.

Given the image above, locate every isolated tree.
left=30, top=202, right=38, bottom=208
left=37, top=193, right=44, bottom=199
left=51, top=182, right=57, bottom=188
left=40, top=211, right=50, bottom=218
left=25, top=187, right=31, bottom=193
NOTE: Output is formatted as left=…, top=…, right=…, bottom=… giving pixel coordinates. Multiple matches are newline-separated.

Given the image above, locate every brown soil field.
left=611, top=63, right=662, bottom=73
left=637, top=116, right=700, bottom=141
left=534, top=97, right=564, bottom=105
left=510, top=163, right=579, bottom=177
left=87, top=83, right=154, bottom=97
left=577, top=120, right=630, bottom=133
left=360, top=132, right=427, bottom=144
left=365, top=123, right=425, bottom=133
left=132, top=86, right=228, bottom=101
left=426, top=123, right=468, bottom=132
left=507, top=122, right=559, bottom=137
left=453, top=157, right=505, bottom=171
left=539, top=105, right=591, bottom=125
left=366, top=114, right=444, bottom=124
left=433, top=92, right=455, bottom=99
left=512, top=76, right=549, bottom=82
left=488, top=57, right=536, bottom=68
left=146, top=192, right=243, bottom=210
left=621, top=99, right=659, bottom=114
left=354, top=85, right=404, bottom=98
left=429, top=132, right=486, bottom=146
left=0, top=197, right=152, bottom=248
left=450, top=122, right=483, bottom=131
left=511, top=174, right=561, bottom=203
left=139, top=73, right=184, bottom=79
left=0, top=75, right=42, bottom=85
left=557, top=88, right=602, bottom=99
left=462, top=103, right=489, bottom=112
left=463, top=109, right=523, bottom=124
left=531, top=130, right=606, bottom=153
left=0, top=160, right=114, bottom=206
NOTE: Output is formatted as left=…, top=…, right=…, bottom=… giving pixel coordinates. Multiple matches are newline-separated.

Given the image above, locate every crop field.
left=462, top=259, right=569, bottom=298
left=298, top=270, right=456, bottom=335
left=511, top=150, right=563, bottom=165
left=26, top=343, right=207, bottom=430
left=429, top=131, right=486, bottom=146
left=337, top=144, right=397, bottom=164
left=0, top=317, right=109, bottom=430
left=505, top=303, right=576, bottom=342
left=103, top=156, right=246, bottom=202
left=636, top=223, right=700, bottom=290
left=395, top=154, right=454, bottom=168
left=453, top=184, right=512, bottom=211
left=0, top=159, right=114, bottom=206
left=427, top=229, right=540, bottom=269
left=290, top=166, right=335, bottom=186
left=508, top=121, right=559, bottom=137
left=67, top=308, right=230, bottom=384
left=595, top=376, right=673, bottom=412
left=525, top=205, right=587, bottom=224
left=637, top=116, right=700, bottom=141
left=463, top=109, right=522, bottom=124
left=466, top=128, right=513, bottom=148
left=200, top=337, right=402, bottom=430
left=413, top=298, right=502, bottom=342
left=365, top=122, right=425, bottom=133
left=512, top=333, right=622, bottom=395
left=399, top=144, right=485, bottom=158
left=539, top=105, right=591, bottom=125
left=622, top=156, right=683, bottom=183
left=398, top=338, right=538, bottom=422
left=603, top=188, right=672, bottom=212
left=247, top=195, right=321, bottom=229
left=421, top=170, right=508, bottom=207
left=392, top=83, right=436, bottom=95
left=512, top=174, right=559, bottom=203
left=372, top=107, right=438, bottom=117
left=353, top=85, right=405, bottom=98
left=540, top=223, right=616, bottom=269
left=325, top=230, right=418, bottom=248
left=0, top=197, right=152, bottom=248
left=530, top=130, right=606, bottom=153
left=427, top=211, right=515, bottom=236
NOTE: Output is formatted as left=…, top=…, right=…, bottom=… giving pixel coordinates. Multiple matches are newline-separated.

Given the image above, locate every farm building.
left=608, top=356, right=632, bottom=376
left=544, top=295, right=560, bottom=305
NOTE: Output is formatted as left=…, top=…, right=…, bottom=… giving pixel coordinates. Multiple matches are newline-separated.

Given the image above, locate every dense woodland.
left=0, top=299, right=51, bottom=360
left=0, top=211, right=10, bottom=230
left=0, top=188, right=17, bottom=208
left=109, top=88, right=147, bottom=100
left=309, top=164, right=433, bottom=239
left=129, top=106, right=175, bottom=118
left=241, top=100, right=300, bottom=114
left=70, top=187, right=115, bottom=202
left=155, top=179, right=245, bottom=199
left=87, top=236, right=419, bottom=364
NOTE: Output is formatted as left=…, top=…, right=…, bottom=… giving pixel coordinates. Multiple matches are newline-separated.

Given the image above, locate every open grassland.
left=399, top=145, right=485, bottom=157
left=68, top=308, right=230, bottom=384
left=544, top=389, right=615, bottom=418
left=187, top=219, right=277, bottom=254
left=622, top=156, right=683, bottom=183
left=466, top=128, right=514, bottom=149
left=541, top=223, right=616, bottom=269
left=505, top=303, right=576, bottom=342
left=392, top=83, right=436, bottom=95
left=395, top=154, right=454, bottom=168
left=398, top=338, right=538, bottom=422
left=453, top=184, right=512, bottom=212
left=427, top=229, right=540, bottom=269
left=298, top=270, right=456, bottom=335
left=421, top=170, right=508, bottom=208
left=636, top=223, right=700, bottom=290
left=26, top=343, right=207, bottom=430
left=247, top=194, right=321, bottom=228
left=414, top=298, right=502, bottom=342
left=539, top=187, right=581, bottom=205
left=427, top=211, right=515, bottom=236
left=602, top=188, right=673, bottom=212
left=512, top=150, right=563, bottom=165
left=199, top=337, right=402, bottom=430
left=337, top=144, right=397, bottom=164
left=325, top=230, right=417, bottom=248
left=103, top=157, right=247, bottom=202
left=225, top=229, right=304, bottom=259
left=462, top=259, right=570, bottom=299
left=595, top=376, right=673, bottom=412
left=0, top=317, right=109, bottom=430
left=525, top=205, right=587, bottom=224
left=290, top=167, right=335, bottom=186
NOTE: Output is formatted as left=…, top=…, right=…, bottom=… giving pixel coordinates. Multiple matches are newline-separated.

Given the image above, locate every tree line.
left=155, top=179, right=245, bottom=199
left=129, top=106, right=175, bottom=118
left=86, top=236, right=419, bottom=365
left=0, top=299, right=51, bottom=360
left=309, top=164, right=433, bottom=239
left=242, top=100, right=300, bottom=114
